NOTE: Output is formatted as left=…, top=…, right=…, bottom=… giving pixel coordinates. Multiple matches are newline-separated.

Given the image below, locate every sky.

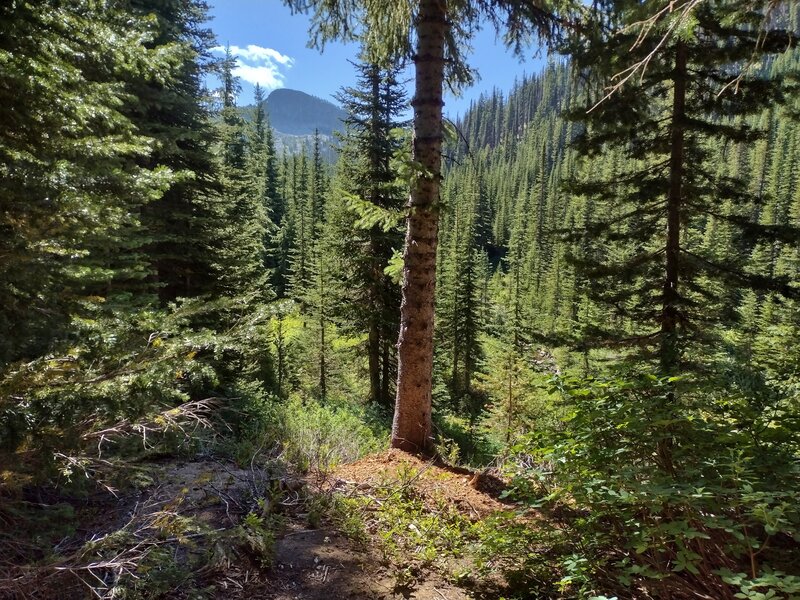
left=207, top=0, right=547, bottom=118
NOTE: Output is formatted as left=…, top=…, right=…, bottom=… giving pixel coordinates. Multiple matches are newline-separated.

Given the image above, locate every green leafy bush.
left=278, top=397, right=387, bottom=472
left=499, top=375, right=800, bottom=598
left=0, top=297, right=275, bottom=481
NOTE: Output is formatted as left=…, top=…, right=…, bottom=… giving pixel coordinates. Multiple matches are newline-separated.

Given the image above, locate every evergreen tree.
left=566, top=0, right=799, bottom=471
left=285, top=0, right=556, bottom=451
left=297, top=239, right=335, bottom=400
left=288, top=152, right=313, bottom=301
left=436, top=166, right=489, bottom=415
left=0, top=1, right=181, bottom=363
left=214, top=46, right=270, bottom=299
left=130, top=0, right=222, bottom=302
left=567, top=1, right=798, bottom=375
left=328, top=57, right=407, bottom=407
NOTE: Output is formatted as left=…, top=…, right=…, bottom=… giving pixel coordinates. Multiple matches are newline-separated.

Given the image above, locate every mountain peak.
left=265, top=88, right=345, bottom=136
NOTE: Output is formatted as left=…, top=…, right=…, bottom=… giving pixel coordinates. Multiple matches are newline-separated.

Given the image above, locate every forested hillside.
left=2, top=1, right=799, bottom=599
left=247, top=88, right=344, bottom=160
left=263, top=88, right=346, bottom=136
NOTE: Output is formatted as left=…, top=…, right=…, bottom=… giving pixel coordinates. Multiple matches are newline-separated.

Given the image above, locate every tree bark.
left=392, top=0, right=446, bottom=453
left=368, top=318, right=381, bottom=404
left=657, top=40, right=687, bottom=475
left=662, top=41, right=686, bottom=374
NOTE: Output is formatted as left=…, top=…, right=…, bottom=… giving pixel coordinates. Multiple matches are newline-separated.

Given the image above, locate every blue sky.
left=208, top=0, right=546, bottom=118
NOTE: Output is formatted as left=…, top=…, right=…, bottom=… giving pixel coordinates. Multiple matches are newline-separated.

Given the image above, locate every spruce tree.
left=285, top=0, right=556, bottom=451
left=129, top=0, right=222, bottom=302
left=567, top=0, right=798, bottom=375
left=214, top=47, right=269, bottom=300
left=566, top=0, right=799, bottom=471
left=328, top=57, right=407, bottom=407
left=0, top=1, right=181, bottom=363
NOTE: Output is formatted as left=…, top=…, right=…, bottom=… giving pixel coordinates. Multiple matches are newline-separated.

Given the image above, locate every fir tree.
left=131, top=0, right=222, bottom=302
left=567, top=0, right=799, bottom=376
left=566, top=0, right=799, bottom=471
left=328, top=57, right=407, bottom=407
left=214, top=46, right=269, bottom=299
left=0, top=1, right=181, bottom=363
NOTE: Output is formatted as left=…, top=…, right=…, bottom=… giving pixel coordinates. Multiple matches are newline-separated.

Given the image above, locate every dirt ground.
left=260, top=448, right=514, bottom=600
left=264, top=525, right=472, bottom=600
left=2, top=451, right=513, bottom=600
left=331, top=448, right=511, bottom=518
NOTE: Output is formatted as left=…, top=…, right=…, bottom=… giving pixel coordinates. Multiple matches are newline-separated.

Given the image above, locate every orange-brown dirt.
left=330, top=449, right=513, bottom=519
left=261, top=450, right=519, bottom=600
left=1, top=452, right=521, bottom=600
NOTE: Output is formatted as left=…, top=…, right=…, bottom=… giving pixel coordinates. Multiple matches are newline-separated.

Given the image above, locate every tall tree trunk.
left=392, top=0, right=446, bottom=452
left=658, top=41, right=687, bottom=474
left=381, top=335, right=392, bottom=405
left=368, top=317, right=381, bottom=403
left=662, top=41, right=686, bottom=373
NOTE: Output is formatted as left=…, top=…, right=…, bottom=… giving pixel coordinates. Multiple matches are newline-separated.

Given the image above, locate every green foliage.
left=357, top=466, right=482, bottom=588
left=326, top=58, right=407, bottom=407
left=502, top=374, right=800, bottom=598
left=564, top=0, right=800, bottom=373
left=4, top=1, right=800, bottom=598
left=233, top=511, right=277, bottom=568
left=0, top=297, right=275, bottom=477
left=471, top=511, right=565, bottom=597
left=0, top=0, right=181, bottom=363
left=279, top=397, right=387, bottom=473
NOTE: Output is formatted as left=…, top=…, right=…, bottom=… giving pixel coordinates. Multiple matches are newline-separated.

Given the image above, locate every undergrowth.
left=494, top=374, right=800, bottom=599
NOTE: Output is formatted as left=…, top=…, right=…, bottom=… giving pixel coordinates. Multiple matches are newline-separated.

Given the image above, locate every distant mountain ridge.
left=264, top=88, right=345, bottom=137
left=238, top=88, right=344, bottom=161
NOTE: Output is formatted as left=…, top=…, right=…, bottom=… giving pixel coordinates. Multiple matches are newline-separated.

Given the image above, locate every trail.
left=2, top=451, right=517, bottom=599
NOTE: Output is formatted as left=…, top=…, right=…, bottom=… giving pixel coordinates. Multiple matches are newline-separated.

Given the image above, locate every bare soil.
left=331, top=449, right=512, bottom=519
left=264, top=525, right=471, bottom=600
left=260, top=448, right=517, bottom=600
left=2, top=451, right=515, bottom=600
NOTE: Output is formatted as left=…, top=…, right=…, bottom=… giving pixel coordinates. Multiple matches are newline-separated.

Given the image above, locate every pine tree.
left=436, top=165, right=490, bottom=415
left=214, top=46, right=269, bottom=299
left=327, top=57, right=407, bottom=407
left=288, top=152, right=313, bottom=302
left=249, top=83, right=280, bottom=284
left=568, top=0, right=798, bottom=375
left=566, top=0, right=799, bottom=471
left=130, top=0, right=222, bottom=302
left=0, top=1, right=182, bottom=363
left=296, top=239, right=335, bottom=399
left=286, top=0, right=556, bottom=451
left=309, top=131, right=328, bottom=226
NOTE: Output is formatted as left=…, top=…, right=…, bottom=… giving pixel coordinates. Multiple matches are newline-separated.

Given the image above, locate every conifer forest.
left=3, top=1, right=800, bottom=598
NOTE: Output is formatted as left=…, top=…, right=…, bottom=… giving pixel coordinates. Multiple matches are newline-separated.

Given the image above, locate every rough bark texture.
left=391, top=0, right=446, bottom=453
left=657, top=41, right=687, bottom=475
left=661, top=41, right=686, bottom=375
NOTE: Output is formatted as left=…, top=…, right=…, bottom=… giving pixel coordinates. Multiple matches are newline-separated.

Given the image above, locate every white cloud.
left=231, top=63, right=284, bottom=89
left=232, top=44, right=293, bottom=66
left=211, top=44, right=294, bottom=90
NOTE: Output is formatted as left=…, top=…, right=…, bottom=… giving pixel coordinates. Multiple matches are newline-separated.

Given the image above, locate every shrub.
left=278, top=397, right=387, bottom=473
left=499, top=374, right=800, bottom=599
